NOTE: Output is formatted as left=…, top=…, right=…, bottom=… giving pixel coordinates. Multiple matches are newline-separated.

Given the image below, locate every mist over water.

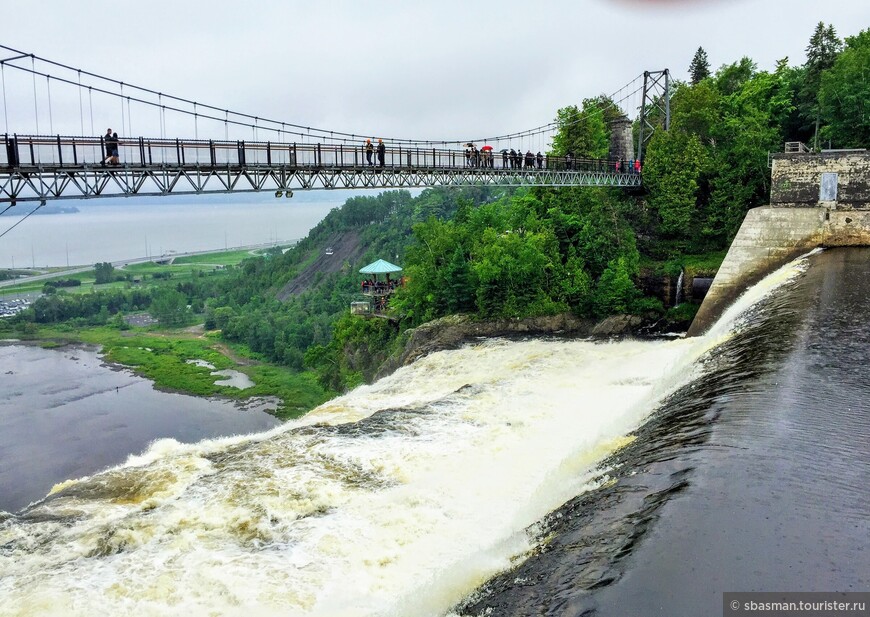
left=0, top=251, right=823, bottom=616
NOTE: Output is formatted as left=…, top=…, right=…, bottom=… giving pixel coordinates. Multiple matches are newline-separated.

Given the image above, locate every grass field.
left=0, top=246, right=266, bottom=295
left=172, top=249, right=260, bottom=265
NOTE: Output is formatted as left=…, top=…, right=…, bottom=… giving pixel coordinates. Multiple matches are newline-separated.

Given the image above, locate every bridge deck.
left=1, top=135, right=642, bottom=203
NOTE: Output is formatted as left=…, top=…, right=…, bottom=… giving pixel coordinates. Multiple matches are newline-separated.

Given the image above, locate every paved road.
left=0, top=240, right=297, bottom=290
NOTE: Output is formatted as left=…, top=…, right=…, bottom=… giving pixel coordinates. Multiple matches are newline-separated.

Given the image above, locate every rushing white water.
left=0, top=256, right=812, bottom=617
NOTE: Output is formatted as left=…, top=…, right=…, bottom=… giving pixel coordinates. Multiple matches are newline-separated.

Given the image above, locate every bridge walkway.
left=1, top=135, right=643, bottom=203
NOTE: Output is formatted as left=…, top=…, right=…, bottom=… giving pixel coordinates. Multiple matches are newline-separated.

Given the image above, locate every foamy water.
left=0, top=256, right=811, bottom=617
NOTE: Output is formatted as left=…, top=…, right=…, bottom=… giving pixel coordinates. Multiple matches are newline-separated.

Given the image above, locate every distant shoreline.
left=0, top=205, right=79, bottom=216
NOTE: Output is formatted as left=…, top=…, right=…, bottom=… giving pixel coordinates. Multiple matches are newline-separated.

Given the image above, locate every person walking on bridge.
left=365, top=139, right=374, bottom=166
left=376, top=139, right=385, bottom=167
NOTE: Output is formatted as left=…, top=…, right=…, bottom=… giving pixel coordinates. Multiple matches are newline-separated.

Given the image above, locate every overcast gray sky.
left=1, top=0, right=868, bottom=146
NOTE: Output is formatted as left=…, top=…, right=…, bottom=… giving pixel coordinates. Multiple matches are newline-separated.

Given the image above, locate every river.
left=0, top=192, right=381, bottom=269
left=0, top=248, right=868, bottom=616
left=0, top=344, right=281, bottom=514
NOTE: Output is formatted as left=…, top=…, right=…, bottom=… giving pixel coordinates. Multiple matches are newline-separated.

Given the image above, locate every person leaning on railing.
left=376, top=139, right=385, bottom=167
left=103, top=128, right=120, bottom=166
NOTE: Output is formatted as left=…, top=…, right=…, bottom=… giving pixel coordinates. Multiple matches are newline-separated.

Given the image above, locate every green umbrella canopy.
left=359, top=259, right=403, bottom=275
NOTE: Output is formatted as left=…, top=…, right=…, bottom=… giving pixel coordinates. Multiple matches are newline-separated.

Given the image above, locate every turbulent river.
left=1, top=248, right=869, bottom=616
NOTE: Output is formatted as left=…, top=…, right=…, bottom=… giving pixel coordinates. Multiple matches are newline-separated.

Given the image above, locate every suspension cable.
left=0, top=201, right=44, bottom=240
left=0, top=44, right=647, bottom=148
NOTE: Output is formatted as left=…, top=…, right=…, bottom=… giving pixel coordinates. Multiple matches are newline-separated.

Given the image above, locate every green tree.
left=550, top=98, right=610, bottom=159
left=150, top=288, right=189, bottom=326
left=670, top=80, right=721, bottom=144
left=800, top=22, right=843, bottom=148
left=643, top=130, right=708, bottom=241
left=94, top=262, right=115, bottom=284
left=593, top=256, right=641, bottom=316
left=819, top=29, right=870, bottom=148
left=715, top=57, right=757, bottom=96
left=689, top=47, right=711, bottom=84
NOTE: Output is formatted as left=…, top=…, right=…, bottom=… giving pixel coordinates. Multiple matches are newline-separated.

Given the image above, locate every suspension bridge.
left=0, top=44, right=670, bottom=206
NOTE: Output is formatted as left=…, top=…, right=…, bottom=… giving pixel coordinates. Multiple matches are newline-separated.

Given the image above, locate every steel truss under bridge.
left=1, top=135, right=642, bottom=204
left=0, top=166, right=642, bottom=204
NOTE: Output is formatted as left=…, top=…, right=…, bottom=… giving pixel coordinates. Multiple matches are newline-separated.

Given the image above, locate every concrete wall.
left=688, top=206, right=870, bottom=336
left=771, top=151, right=870, bottom=209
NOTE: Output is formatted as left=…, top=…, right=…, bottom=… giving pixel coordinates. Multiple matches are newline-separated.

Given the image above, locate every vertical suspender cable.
left=126, top=97, right=132, bottom=138
left=224, top=110, right=228, bottom=142
left=77, top=70, right=84, bottom=135
left=31, top=56, right=40, bottom=163
left=89, top=86, right=95, bottom=161
left=31, top=56, right=40, bottom=135
left=158, top=93, right=165, bottom=163
left=1, top=63, right=8, bottom=134
left=193, top=102, right=198, bottom=164
left=120, top=83, right=125, bottom=140
left=46, top=75, right=53, bottom=136
left=88, top=87, right=94, bottom=134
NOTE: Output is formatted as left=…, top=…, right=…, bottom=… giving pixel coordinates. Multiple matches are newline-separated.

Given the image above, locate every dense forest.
left=11, top=24, right=869, bottom=393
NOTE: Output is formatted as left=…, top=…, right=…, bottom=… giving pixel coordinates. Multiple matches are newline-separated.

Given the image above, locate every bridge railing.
left=2, top=134, right=643, bottom=176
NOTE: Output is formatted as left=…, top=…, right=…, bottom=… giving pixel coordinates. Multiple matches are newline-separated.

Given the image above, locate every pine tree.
left=689, top=47, right=710, bottom=84
left=805, top=22, right=842, bottom=76
left=802, top=22, right=843, bottom=149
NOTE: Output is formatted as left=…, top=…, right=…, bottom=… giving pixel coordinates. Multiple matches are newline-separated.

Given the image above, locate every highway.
left=0, top=240, right=297, bottom=290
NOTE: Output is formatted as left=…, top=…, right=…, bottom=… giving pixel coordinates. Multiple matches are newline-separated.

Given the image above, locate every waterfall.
left=0, top=255, right=814, bottom=617
left=674, top=268, right=685, bottom=307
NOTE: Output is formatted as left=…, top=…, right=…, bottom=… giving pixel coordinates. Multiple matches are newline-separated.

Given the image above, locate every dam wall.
left=688, top=150, right=870, bottom=336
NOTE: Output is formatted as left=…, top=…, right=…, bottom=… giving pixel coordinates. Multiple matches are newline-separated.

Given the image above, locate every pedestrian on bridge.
left=103, top=129, right=119, bottom=166
left=376, top=139, right=385, bottom=167
left=365, top=139, right=374, bottom=166
left=536, top=152, right=544, bottom=169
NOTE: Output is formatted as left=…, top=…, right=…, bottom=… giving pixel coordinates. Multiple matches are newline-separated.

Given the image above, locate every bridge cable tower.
left=636, top=69, right=670, bottom=164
